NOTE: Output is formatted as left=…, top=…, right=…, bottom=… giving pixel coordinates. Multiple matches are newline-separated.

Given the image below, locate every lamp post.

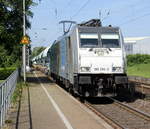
left=23, top=0, right=26, bottom=82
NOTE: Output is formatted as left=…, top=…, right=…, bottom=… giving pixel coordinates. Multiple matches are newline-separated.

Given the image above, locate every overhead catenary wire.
left=60, top=0, right=75, bottom=20
left=101, top=9, right=110, bottom=21
left=56, top=0, right=73, bottom=21
left=70, top=0, right=91, bottom=20
left=100, top=2, right=150, bottom=27
left=57, top=0, right=91, bottom=35
left=104, top=0, right=148, bottom=23
left=110, top=0, right=144, bottom=15
left=118, top=5, right=150, bottom=24
left=120, top=12, right=150, bottom=26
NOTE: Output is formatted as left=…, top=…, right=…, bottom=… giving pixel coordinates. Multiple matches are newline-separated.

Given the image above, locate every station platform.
left=9, top=71, right=113, bottom=129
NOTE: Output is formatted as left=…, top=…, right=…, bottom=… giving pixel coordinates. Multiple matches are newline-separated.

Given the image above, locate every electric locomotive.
left=50, top=19, right=128, bottom=97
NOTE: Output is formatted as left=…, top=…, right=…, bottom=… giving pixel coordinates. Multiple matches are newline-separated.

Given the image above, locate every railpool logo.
left=94, top=49, right=109, bottom=56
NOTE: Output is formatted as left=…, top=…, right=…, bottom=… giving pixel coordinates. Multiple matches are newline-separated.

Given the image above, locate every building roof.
left=124, top=36, right=150, bottom=43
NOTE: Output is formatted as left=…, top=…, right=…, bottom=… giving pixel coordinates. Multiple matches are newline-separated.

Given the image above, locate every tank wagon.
left=49, top=19, right=128, bottom=97
left=32, top=46, right=51, bottom=74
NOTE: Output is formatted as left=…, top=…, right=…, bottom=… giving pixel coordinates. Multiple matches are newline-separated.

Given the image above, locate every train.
left=32, top=46, right=51, bottom=74
left=33, top=19, right=129, bottom=97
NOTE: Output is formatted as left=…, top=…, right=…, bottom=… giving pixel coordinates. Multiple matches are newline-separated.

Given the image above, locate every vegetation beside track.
left=127, top=63, right=150, bottom=78
left=0, top=1, right=36, bottom=68
left=0, top=67, right=16, bottom=80
left=31, top=46, right=46, bottom=59
left=0, top=80, right=4, bottom=83
left=127, top=54, right=150, bottom=78
left=11, top=82, right=23, bottom=104
left=11, top=81, right=27, bottom=105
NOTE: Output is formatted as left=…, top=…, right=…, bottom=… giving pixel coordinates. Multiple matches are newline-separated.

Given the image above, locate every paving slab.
left=8, top=71, right=113, bottom=129
left=33, top=71, right=113, bottom=129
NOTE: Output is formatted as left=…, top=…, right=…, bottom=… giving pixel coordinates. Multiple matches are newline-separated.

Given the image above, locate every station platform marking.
left=34, top=72, right=74, bottom=129
left=48, top=77, right=113, bottom=129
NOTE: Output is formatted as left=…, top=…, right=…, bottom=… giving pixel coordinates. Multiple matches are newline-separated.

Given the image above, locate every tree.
left=31, top=46, right=46, bottom=58
left=0, top=0, right=35, bottom=67
left=0, top=46, right=7, bottom=67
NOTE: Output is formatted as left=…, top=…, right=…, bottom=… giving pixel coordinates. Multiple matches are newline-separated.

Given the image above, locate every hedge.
left=127, top=54, right=150, bottom=66
left=0, top=67, right=16, bottom=80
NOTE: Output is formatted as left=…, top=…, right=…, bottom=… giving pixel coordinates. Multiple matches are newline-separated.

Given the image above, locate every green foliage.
left=0, top=80, right=4, bottom=83
left=0, top=46, right=8, bottom=67
left=31, top=46, right=46, bottom=58
left=0, top=46, right=21, bottom=67
left=11, top=80, right=28, bottom=104
left=11, top=82, right=24, bottom=104
left=127, top=54, right=150, bottom=66
left=127, top=54, right=150, bottom=78
left=0, top=0, right=36, bottom=67
left=0, top=67, right=16, bottom=80
left=127, top=63, right=150, bottom=78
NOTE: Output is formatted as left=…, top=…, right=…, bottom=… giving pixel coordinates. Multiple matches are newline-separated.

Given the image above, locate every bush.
left=0, top=46, right=21, bottom=68
left=127, top=54, right=150, bottom=66
left=0, top=46, right=8, bottom=67
left=0, top=67, right=16, bottom=80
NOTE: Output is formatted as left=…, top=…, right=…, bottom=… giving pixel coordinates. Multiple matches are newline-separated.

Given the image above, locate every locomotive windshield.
left=101, top=34, right=120, bottom=48
left=80, top=33, right=98, bottom=47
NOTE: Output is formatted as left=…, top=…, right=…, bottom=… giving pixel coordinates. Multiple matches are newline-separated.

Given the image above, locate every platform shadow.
left=86, top=97, right=114, bottom=105
left=27, top=76, right=54, bottom=84
left=15, top=86, right=33, bottom=129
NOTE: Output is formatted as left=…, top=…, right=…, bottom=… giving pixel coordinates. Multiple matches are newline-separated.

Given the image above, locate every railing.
left=0, top=69, right=19, bottom=127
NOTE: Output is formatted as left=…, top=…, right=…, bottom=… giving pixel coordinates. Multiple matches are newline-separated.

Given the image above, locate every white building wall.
left=133, top=38, right=150, bottom=54
left=124, top=43, right=134, bottom=55
left=124, top=37, right=150, bottom=55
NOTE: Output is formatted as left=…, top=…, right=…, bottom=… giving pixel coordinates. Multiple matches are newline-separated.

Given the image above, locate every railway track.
left=128, top=76, right=150, bottom=86
left=129, top=78, right=150, bottom=100
left=129, top=77, right=150, bottom=95
left=49, top=73, right=150, bottom=128
left=136, top=84, right=150, bottom=97
left=125, top=98, right=150, bottom=116
left=85, top=97, right=150, bottom=129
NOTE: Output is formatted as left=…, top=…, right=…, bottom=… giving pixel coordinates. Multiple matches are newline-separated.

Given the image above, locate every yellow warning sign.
left=20, top=36, right=30, bottom=44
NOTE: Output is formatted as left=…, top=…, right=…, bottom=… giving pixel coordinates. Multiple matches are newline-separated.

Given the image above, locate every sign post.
left=23, top=0, right=26, bottom=82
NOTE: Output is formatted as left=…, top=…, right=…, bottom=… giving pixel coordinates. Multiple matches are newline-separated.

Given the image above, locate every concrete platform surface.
left=9, top=71, right=113, bottom=129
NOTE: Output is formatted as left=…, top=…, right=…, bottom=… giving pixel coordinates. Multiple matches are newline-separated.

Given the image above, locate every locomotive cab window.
left=80, top=33, right=98, bottom=47
left=101, top=34, right=120, bottom=48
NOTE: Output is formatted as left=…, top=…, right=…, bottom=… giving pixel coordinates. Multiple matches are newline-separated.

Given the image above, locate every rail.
left=85, top=97, right=150, bottom=129
left=85, top=101, right=124, bottom=129
left=0, top=69, right=19, bottom=127
left=108, top=97, right=150, bottom=121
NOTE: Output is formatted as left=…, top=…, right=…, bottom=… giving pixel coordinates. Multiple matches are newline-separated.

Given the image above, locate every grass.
left=11, top=81, right=26, bottom=104
left=0, top=80, right=4, bottom=83
left=127, top=63, right=150, bottom=78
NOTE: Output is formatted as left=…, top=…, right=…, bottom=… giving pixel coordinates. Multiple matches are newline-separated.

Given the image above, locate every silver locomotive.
left=49, top=19, right=128, bottom=97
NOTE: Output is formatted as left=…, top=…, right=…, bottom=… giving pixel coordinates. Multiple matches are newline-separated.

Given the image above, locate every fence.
left=0, top=69, right=19, bottom=127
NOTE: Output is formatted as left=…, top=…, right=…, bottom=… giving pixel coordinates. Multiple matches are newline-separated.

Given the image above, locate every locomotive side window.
left=101, top=34, right=120, bottom=48
left=80, top=33, right=98, bottom=47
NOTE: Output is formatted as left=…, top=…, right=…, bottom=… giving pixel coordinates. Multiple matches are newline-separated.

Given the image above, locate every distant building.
left=124, top=37, right=150, bottom=55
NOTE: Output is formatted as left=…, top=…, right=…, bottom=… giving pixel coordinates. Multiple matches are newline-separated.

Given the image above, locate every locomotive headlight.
left=112, top=67, right=122, bottom=72
left=80, top=67, right=91, bottom=72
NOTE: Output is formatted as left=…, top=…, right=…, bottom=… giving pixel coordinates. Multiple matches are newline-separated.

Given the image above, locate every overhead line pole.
left=23, top=0, right=26, bottom=82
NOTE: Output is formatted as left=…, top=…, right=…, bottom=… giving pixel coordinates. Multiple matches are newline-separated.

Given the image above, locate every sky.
left=27, top=0, right=150, bottom=48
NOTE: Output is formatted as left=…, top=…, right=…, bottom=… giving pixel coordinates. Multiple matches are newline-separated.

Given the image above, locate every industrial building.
left=124, top=37, right=150, bottom=55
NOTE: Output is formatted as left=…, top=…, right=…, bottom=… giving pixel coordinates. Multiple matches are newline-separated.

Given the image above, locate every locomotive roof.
left=53, top=25, right=120, bottom=45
